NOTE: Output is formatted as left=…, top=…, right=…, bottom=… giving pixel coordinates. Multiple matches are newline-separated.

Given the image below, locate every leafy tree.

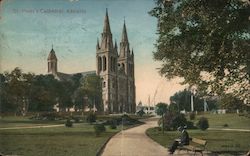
left=218, top=93, right=245, bottom=112
left=169, top=89, right=217, bottom=112
left=29, top=74, right=58, bottom=112
left=155, top=102, right=168, bottom=133
left=80, top=75, right=102, bottom=112
left=3, top=68, right=35, bottom=115
left=150, top=0, right=250, bottom=103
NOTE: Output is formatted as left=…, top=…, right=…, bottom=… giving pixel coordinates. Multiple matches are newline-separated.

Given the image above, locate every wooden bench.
left=178, top=138, right=207, bottom=156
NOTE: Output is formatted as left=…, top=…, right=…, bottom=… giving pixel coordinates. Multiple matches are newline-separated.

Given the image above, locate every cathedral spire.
left=96, top=38, right=100, bottom=49
left=100, top=9, right=113, bottom=50
left=121, top=19, right=128, bottom=43
left=114, top=39, right=118, bottom=49
left=103, top=8, right=111, bottom=34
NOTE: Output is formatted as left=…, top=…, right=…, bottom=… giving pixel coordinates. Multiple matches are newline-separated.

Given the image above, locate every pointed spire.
left=96, top=38, right=100, bottom=49
left=131, top=48, right=134, bottom=56
left=114, top=39, right=117, bottom=49
left=47, top=45, right=57, bottom=60
left=103, top=8, right=111, bottom=34
left=121, top=18, right=128, bottom=43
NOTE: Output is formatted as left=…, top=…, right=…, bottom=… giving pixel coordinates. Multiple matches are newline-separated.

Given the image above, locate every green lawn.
left=147, top=113, right=250, bottom=155
left=193, top=113, right=250, bottom=129
left=0, top=116, right=65, bottom=128
left=0, top=123, right=120, bottom=156
left=147, top=128, right=250, bottom=154
left=0, top=115, right=144, bottom=156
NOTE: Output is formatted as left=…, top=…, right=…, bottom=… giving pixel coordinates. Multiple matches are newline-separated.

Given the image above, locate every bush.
left=109, top=124, right=117, bottom=129
left=189, top=112, right=196, bottom=120
left=109, top=119, right=117, bottom=129
left=172, top=113, right=188, bottom=130
left=94, top=124, right=106, bottom=136
left=86, top=112, right=96, bottom=123
left=158, top=112, right=193, bottom=131
left=30, top=112, right=63, bottom=121
left=72, top=116, right=80, bottom=123
left=223, top=123, right=229, bottom=127
left=65, top=119, right=73, bottom=127
left=197, top=117, right=209, bottom=131
left=137, top=109, right=145, bottom=117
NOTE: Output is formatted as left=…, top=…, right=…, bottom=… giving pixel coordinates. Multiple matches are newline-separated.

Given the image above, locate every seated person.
left=168, top=126, right=189, bottom=154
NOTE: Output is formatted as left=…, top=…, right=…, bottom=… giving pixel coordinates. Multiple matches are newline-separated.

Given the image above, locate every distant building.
left=47, top=47, right=95, bottom=81
left=47, top=10, right=136, bottom=114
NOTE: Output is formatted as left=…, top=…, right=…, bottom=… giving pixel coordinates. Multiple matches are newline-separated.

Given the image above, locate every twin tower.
left=96, top=10, right=136, bottom=113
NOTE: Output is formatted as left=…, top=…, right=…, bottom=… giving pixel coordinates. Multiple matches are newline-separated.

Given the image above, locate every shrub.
left=109, top=119, right=117, bottom=129
left=65, top=119, right=73, bottom=127
left=223, top=123, right=229, bottom=127
left=158, top=112, right=193, bottom=131
left=189, top=112, right=196, bottom=120
left=94, top=124, right=106, bottom=136
left=197, top=117, right=209, bottom=130
left=72, top=117, right=80, bottom=123
left=86, top=112, right=96, bottom=123
left=172, top=113, right=187, bottom=130
left=137, top=109, right=145, bottom=117
left=109, top=124, right=117, bottom=129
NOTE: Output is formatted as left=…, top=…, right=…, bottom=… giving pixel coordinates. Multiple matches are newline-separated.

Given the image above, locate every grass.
left=147, top=128, right=250, bottom=154
left=0, top=116, right=65, bottom=128
left=0, top=114, right=144, bottom=156
left=0, top=123, right=120, bottom=156
left=193, top=113, right=250, bottom=129
left=147, top=113, right=250, bottom=155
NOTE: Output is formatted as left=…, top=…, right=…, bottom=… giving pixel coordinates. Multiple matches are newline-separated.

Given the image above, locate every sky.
left=0, top=0, right=187, bottom=105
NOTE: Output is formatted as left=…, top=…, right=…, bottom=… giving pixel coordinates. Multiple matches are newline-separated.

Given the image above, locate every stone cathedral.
left=47, top=10, right=136, bottom=113
left=96, top=10, right=136, bottom=113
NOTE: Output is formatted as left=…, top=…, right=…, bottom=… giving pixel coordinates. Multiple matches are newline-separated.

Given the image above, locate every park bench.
left=178, top=137, right=207, bottom=156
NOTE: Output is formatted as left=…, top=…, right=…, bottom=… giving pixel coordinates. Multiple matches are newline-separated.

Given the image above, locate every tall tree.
left=80, top=75, right=102, bottom=112
left=218, top=93, right=245, bottom=112
left=169, top=89, right=217, bottom=112
left=155, top=102, right=168, bottom=133
left=3, top=68, right=35, bottom=115
left=150, top=0, right=250, bottom=103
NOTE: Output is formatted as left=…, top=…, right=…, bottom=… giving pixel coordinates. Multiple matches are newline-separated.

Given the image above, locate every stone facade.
left=96, top=10, right=136, bottom=113
left=47, top=10, right=136, bottom=114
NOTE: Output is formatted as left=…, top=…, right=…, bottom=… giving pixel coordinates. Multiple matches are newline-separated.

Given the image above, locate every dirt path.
left=101, top=117, right=211, bottom=156
left=101, top=117, right=168, bottom=156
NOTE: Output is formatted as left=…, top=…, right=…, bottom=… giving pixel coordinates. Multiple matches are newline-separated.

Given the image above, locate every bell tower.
left=47, top=46, right=58, bottom=75
left=96, top=9, right=118, bottom=113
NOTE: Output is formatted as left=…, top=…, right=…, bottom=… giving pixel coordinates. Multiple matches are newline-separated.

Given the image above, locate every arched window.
left=103, top=81, right=106, bottom=88
left=98, top=57, right=102, bottom=71
left=122, top=63, right=125, bottom=70
left=103, top=56, right=107, bottom=71
left=113, top=58, right=116, bottom=72
left=110, top=57, right=113, bottom=72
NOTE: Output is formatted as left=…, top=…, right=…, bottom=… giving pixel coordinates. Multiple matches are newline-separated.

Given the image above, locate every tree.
left=150, top=0, right=250, bottom=103
left=155, top=102, right=168, bottom=133
left=169, top=89, right=217, bottom=112
left=218, top=93, right=245, bottom=112
left=80, top=75, right=102, bottom=112
left=29, top=74, right=58, bottom=112
left=3, top=68, right=35, bottom=115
